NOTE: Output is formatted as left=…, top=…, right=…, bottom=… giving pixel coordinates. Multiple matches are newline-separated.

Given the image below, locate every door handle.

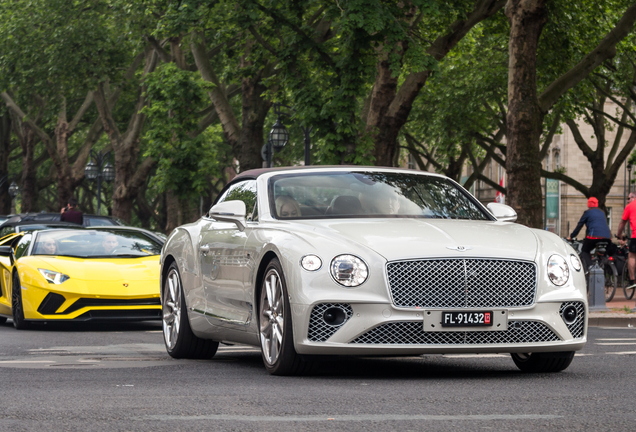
left=200, top=244, right=210, bottom=255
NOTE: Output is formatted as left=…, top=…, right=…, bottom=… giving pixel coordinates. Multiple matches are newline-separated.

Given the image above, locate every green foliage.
left=143, top=63, right=226, bottom=199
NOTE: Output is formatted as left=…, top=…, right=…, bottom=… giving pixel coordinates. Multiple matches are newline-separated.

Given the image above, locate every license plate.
left=441, top=311, right=493, bottom=327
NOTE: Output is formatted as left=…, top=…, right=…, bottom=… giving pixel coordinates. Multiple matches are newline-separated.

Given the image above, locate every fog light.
left=323, top=307, right=346, bottom=326
left=562, top=305, right=578, bottom=324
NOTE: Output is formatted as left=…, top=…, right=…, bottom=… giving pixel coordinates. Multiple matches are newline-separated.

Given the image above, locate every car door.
left=0, top=233, right=30, bottom=317
left=199, top=180, right=257, bottom=329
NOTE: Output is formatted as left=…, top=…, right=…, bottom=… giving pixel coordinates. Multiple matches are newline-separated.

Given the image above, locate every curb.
left=588, top=314, right=636, bottom=327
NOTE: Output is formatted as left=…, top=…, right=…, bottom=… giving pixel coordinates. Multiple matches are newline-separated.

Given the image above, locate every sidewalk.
left=588, top=289, right=636, bottom=327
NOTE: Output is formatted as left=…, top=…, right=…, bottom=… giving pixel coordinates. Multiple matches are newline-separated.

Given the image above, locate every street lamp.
left=84, top=150, right=115, bottom=215
left=263, top=103, right=313, bottom=168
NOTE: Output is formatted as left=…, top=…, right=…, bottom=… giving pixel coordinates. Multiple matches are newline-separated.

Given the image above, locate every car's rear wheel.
left=11, top=272, right=30, bottom=330
left=259, top=258, right=311, bottom=376
left=511, top=351, right=575, bottom=373
left=162, top=262, right=218, bottom=359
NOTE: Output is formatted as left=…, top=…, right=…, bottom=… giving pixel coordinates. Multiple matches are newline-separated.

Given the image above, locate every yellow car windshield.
left=32, top=230, right=162, bottom=258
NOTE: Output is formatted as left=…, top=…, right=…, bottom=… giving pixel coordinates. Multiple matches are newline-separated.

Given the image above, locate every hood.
left=292, top=219, right=538, bottom=262
left=32, top=256, right=160, bottom=281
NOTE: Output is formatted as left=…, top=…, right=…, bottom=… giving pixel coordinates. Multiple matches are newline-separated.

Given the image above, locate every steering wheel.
left=109, top=246, right=128, bottom=255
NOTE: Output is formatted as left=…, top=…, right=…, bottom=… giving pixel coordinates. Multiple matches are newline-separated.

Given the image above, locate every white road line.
left=139, top=414, right=562, bottom=422
left=607, top=351, right=636, bottom=355
left=0, top=360, right=54, bottom=364
left=442, top=354, right=508, bottom=358
left=595, top=342, right=636, bottom=345
left=596, top=338, right=636, bottom=341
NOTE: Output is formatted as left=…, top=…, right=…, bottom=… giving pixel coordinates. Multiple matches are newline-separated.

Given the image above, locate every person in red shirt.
left=617, top=192, right=636, bottom=288
left=60, top=197, right=84, bottom=225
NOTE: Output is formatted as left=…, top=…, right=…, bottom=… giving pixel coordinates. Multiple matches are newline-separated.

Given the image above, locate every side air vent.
left=37, top=292, right=66, bottom=315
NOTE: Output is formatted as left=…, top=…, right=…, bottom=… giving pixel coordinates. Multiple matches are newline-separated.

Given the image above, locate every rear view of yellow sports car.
left=0, top=227, right=164, bottom=329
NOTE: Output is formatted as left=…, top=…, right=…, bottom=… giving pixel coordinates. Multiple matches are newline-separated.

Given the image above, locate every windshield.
left=32, top=229, right=162, bottom=258
left=270, top=171, right=491, bottom=220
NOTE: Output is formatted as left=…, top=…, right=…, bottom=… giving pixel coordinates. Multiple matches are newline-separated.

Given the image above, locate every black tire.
left=511, top=351, right=575, bottom=373
left=11, top=272, right=30, bottom=330
left=162, top=262, right=218, bottom=359
left=604, top=261, right=617, bottom=302
left=623, top=264, right=636, bottom=300
left=0, top=317, right=7, bottom=324
left=258, top=258, right=311, bottom=376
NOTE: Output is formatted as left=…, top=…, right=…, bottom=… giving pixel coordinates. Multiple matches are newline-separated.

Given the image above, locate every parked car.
left=0, top=226, right=165, bottom=328
left=0, top=212, right=124, bottom=228
left=0, top=221, right=84, bottom=238
left=159, top=166, right=587, bottom=375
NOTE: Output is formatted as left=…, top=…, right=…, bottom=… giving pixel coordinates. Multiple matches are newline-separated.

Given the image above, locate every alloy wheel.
left=260, top=269, right=284, bottom=365
left=163, top=268, right=182, bottom=350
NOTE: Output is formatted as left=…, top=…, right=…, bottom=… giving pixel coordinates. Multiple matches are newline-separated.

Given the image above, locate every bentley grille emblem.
left=446, top=245, right=473, bottom=252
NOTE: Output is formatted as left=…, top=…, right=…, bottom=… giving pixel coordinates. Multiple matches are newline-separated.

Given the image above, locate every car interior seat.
left=325, top=195, right=364, bottom=216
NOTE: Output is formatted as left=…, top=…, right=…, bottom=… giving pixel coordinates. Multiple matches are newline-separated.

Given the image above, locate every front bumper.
left=292, top=301, right=587, bottom=355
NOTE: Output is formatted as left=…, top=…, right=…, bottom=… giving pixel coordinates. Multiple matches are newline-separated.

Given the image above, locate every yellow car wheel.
left=11, top=272, right=30, bottom=330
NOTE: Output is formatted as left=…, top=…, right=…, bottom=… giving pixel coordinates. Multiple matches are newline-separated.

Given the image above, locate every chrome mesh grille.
left=350, top=321, right=560, bottom=345
left=559, top=302, right=585, bottom=339
left=387, top=259, right=536, bottom=308
left=307, top=303, right=353, bottom=342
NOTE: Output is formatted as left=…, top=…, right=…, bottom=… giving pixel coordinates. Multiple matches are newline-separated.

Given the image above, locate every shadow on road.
left=0, top=319, right=161, bottom=332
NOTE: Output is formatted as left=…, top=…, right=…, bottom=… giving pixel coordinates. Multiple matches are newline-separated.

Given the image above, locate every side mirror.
left=208, top=200, right=247, bottom=231
left=487, top=202, right=517, bottom=222
left=0, top=246, right=13, bottom=257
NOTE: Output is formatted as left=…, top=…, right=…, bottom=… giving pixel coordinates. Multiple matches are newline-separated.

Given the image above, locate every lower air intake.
left=350, top=320, right=560, bottom=344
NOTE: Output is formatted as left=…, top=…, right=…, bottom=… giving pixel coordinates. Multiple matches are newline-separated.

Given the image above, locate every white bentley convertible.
left=160, top=167, right=587, bottom=375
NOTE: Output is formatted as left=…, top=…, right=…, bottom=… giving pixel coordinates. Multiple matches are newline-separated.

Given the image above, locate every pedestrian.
left=617, top=192, right=636, bottom=288
left=567, top=196, right=611, bottom=271
left=60, top=197, right=83, bottom=225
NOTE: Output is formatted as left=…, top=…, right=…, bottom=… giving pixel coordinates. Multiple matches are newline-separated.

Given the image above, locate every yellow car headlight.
left=38, top=268, right=70, bottom=284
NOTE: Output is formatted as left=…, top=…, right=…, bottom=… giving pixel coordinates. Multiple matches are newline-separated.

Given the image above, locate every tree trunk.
left=504, top=0, right=547, bottom=228
left=92, top=48, right=158, bottom=223
left=0, top=112, right=11, bottom=214
left=366, top=0, right=506, bottom=166
left=164, top=190, right=180, bottom=235
left=11, top=118, right=39, bottom=212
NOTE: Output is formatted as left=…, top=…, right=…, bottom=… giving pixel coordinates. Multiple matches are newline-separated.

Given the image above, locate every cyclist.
left=616, top=192, right=636, bottom=289
left=567, top=197, right=611, bottom=272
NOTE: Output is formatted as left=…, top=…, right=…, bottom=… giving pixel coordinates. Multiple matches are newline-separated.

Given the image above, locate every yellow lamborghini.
left=0, top=226, right=164, bottom=329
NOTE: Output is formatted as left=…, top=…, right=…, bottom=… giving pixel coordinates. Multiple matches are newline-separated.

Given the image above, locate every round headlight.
left=569, top=254, right=582, bottom=272
left=301, top=255, right=322, bottom=271
left=330, top=254, right=368, bottom=287
left=547, top=254, right=570, bottom=286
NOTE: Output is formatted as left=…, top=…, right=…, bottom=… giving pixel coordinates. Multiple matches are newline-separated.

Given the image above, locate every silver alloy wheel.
left=260, top=268, right=284, bottom=365
left=163, top=268, right=182, bottom=350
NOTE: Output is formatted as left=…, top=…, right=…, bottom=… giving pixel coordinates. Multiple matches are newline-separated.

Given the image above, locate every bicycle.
left=567, top=238, right=617, bottom=302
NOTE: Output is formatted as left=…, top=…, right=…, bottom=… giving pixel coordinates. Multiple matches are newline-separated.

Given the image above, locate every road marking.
left=139, top=414, right=562, bottom=422
left=0, top=360, right=53, bottom=364
left=595, top=342, right=636, bottom=345
left=442, top=354, right=508, bottom=358
left=607, top=351, right=636, bottom=355
left=596, top=338, right=636, bottom=341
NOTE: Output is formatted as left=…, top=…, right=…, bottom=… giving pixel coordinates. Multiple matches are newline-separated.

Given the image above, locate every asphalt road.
left=0, top=320, right=634, bottom=432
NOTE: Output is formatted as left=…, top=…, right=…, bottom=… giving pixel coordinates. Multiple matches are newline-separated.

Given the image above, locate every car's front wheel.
left=259, top=258, right=311, bottom=376
left=511, top=351, right=574, bottom=373
left=162, top=262, right=218, bottom=359
left=11, top=272, right=30, bottom=330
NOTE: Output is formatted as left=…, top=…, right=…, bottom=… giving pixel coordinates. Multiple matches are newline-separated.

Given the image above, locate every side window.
left=14, top=234, right=33, bottom=259
left=216, top=180, right=258, bottom=221
left=0, top=226, right=14, bottom=237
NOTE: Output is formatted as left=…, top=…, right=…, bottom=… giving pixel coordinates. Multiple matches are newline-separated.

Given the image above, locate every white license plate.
left=441, top=311, right=493, bottom=327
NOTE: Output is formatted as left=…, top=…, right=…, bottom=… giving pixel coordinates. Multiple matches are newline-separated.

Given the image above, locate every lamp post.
left=8, top=180, right=19, bottom=214
left=84, top=150, right=115, bottom=214
left=263, top=103, right=313, bottom=168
